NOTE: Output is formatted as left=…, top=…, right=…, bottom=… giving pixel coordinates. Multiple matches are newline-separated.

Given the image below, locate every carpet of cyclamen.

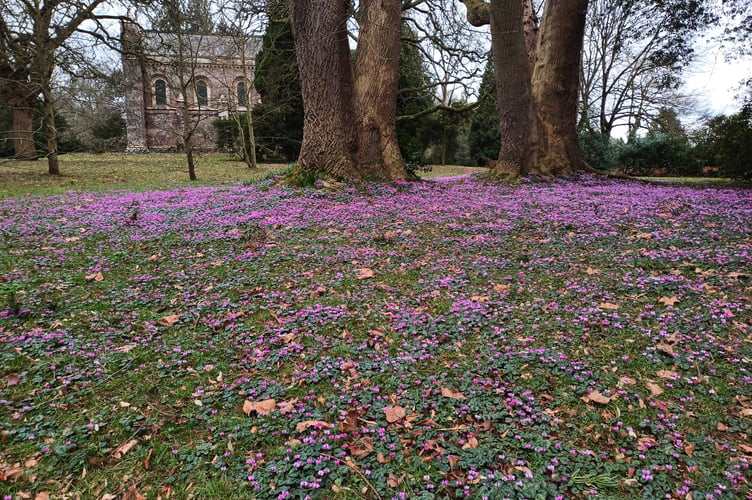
left=1, top=175, right=750, bottom=499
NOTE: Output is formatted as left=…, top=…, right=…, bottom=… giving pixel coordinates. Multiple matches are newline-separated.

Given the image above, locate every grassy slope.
left=0, top=164, right=750, bottom=499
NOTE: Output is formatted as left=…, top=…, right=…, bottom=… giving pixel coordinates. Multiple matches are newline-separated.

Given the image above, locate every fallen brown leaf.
left=440, top=387, right=466, bottom=400
left=159, top=314, right=180, bottom=326
left=295, top=420, right=330, bottom=432
left=461, top=436, right=479, bottom=449
left=122, top=485, right=146, bottom=500
left=581, top=390, right=611, bottom=405
left=384, top=405, right=406, bottom=423
left=242, top=399, right=276, bottom=416
left=0, top=467, right=23, bottom=481
left=356, top=268, right=374, bottom=280
left=656, top=343, right=675, bottom=356
left=656, top=370, right=679, bottom=379
left=646, top=383, right=664, bottom=396
left=112, top=439, right=139, bottom=460
left=387, top=473, right=403, bottom=488
left=658, top=296, right=680, bottom=306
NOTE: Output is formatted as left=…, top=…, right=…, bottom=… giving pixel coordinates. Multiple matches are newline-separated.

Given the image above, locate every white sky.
left=681, top=33, right=752, bottom=124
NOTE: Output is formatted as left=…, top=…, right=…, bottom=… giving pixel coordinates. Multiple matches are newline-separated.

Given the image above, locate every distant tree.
left=618, top=112, right=699, bottom=177
left=579, top=0, right=715, bottom=138
left=251, top=0, right=303, bottom=162
left=153, top=0, right=215, bottom=33
left=468, top=54, right=499, bottom=166
left=0, top=0, right=113, bottom=171
left=395, top=23, right=436, bottom=169
left=55, top=67, right=126, bottom=152
left=694, top=108, right=752, bottom=179
left=651, top=108, right=686, bottom=138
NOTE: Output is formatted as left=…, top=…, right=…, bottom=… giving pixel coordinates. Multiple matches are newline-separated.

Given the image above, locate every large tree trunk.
left=529, top=0, right=589, bottom=176
left=463, top=0, right=589, bottom=179
left=289, top=0, right=359, bottom=179
left=11, top=97, right=37, bottom=161
left=353, top=0, right=414, bottom=180
left=488, top=0, right=534, bottom=178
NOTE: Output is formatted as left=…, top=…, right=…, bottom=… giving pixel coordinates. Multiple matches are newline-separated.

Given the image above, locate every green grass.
left=0, top=153, right=487, bottom=198
left=0, top=153, right=287, bottom=198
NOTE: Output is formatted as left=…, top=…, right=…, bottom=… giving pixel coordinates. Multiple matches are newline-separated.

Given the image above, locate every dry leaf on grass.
left=581, top=390, right=611, bottom=405
left=356, top=268, right=374, bottom=279
left=159, top=314, right=180, bottom=326
left=658, top=296, right=680, bottom=306
left=112, top=439, right=139, bottom=460
left=383, top=405, right=406, bottom=423
left=646, top=383, right=664, bottom=396
left=242, top=399, right=277, bottom=416
left=295, top=420, right=330, bottom=432
left=440, top=387, right=466, bottom=399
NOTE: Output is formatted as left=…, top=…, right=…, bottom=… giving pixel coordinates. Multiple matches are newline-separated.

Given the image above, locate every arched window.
left=237, top=81, right=247, bottom=107
left=196, top=80, right=209, bottom=106
left=154, top=79, right=167, bottom=106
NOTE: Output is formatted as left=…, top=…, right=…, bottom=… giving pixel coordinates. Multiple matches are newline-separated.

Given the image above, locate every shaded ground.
left=0, top=174, right=750, bottom=499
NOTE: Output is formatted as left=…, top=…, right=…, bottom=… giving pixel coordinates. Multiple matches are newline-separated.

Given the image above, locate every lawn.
left=0, top=154, right=487, bottom=199
left=0, top=171, right=750, bottom=499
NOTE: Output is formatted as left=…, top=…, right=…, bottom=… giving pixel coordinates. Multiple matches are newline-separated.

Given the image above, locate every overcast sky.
left=681, top=32, right=751, bottom=124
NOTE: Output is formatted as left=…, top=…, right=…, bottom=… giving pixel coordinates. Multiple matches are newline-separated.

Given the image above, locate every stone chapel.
left=121, top=21, right=261, bottom=152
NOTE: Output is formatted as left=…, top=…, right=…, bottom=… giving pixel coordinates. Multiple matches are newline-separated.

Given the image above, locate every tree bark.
left=488, top=0, right=534, bottom=178
left=289, top=0, right=359, bottom=179
left=354, top=0, right=414, bottom=180
left=40, top=79, right=60, bottom=175
left=11, top=96, right=37, bottom=160
left=464, top=0, right=589, bottom=179
left=529, top=0, right=589, bottom=176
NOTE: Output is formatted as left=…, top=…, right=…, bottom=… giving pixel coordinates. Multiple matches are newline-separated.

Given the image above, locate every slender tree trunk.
left=179, top=95, right=197, bottom=180
left=244, top=106, right=257, bottom=169
left=174, top=29, right=197, bottom=181
left=353, top=0, right=414, bottom=180
left=11, top=98, right=37, bottom=160
left=289, top=0, right=359, bottom=179
left=529, top=0, right=590, bottom=176
left=488, top=0, right=534, bottom=178
left=41, top=83, right=60, bottom=175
